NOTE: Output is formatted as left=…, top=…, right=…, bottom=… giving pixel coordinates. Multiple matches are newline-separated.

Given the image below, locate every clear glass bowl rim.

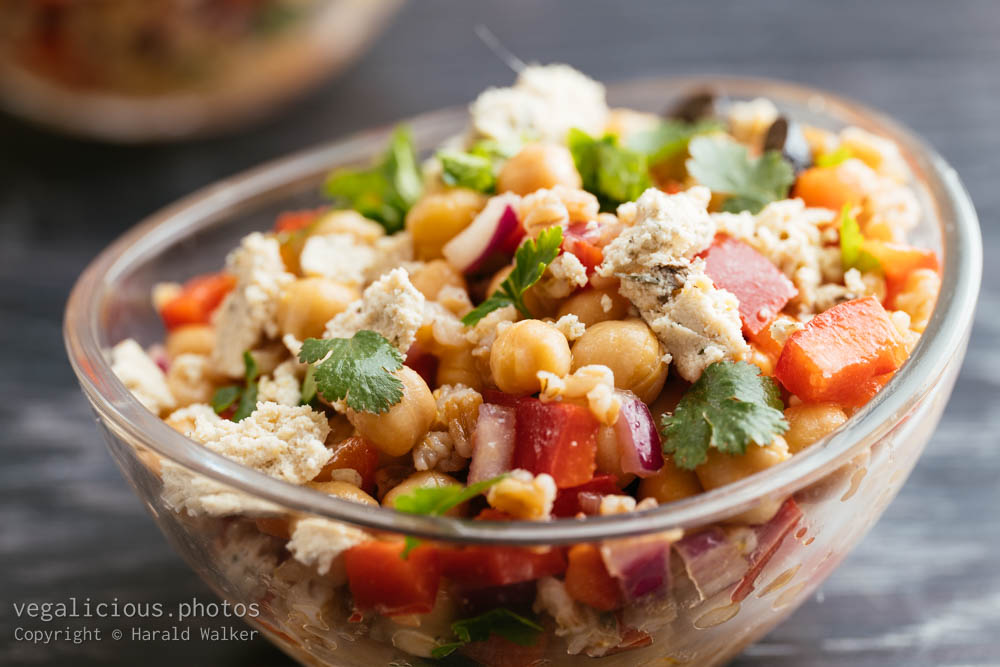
left=64, top=76, right=982, bottom=545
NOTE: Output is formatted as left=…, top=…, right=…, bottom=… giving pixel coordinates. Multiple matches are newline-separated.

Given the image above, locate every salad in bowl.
left=66, top=65, right=980, bottom=665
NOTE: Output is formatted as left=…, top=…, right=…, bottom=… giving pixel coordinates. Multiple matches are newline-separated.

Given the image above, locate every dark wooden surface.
left=2, top=1, right=997, bottom=665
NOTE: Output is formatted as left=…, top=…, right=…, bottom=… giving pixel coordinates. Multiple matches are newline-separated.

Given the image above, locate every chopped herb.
left=394, top=474, right=507, bottom=559
left=839, top=204, right=882, bottom=274
left=686, top=136, right=795, bottom=214
left=438, top=151, right=497, bottom=193
left=461, top=226, right=563, bottom=325
left=210, top=351, right=260, bottom=422
left=324, top=125, right=423, bottom=233
left=626, top=118, right=723, bottom=165
left=300, top=364, right=317, bottom=405
left=431, top=608, right=543, bottom=659
left=568, top=128, right=651, bottom=211
left=816, top=145, right=854, bottom=168
left=661, top=361, right=788, bottom=470
left=298, top=330, right=404, bottom=414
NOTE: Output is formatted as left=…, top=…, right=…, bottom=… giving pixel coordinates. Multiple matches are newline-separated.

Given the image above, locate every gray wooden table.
left=2, top=1, right=997, bottom=665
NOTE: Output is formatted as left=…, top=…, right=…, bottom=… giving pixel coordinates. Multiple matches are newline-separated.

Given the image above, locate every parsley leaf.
left=568, top=128, right=651, bottom=211
left=660, top=361, right=788, bottom=470
left=323, top=125, right=423, bottom=233
left=816, top=145, right=853, bottom=168
left=438, top=151, right=497, bottom=193
left=627, top=118, right=723, bottom=165
left=432, top=608, right=544, bottom=659
left=686, top=136, right=794, bottom=214
left=839, top=204, right=882, bottom=274
left=461, top=226, right=563, bottom=325
left=298, top=330, right=404, bottom=414
left=211, top=351, right=261, bottom=422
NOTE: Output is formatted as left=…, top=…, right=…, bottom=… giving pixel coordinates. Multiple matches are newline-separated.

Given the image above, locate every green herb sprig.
left=211, top=351, right=260, bottom=422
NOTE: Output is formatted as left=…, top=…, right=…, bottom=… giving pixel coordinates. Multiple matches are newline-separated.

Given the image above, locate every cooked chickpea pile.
left=119, top=65, right=940, bottom=536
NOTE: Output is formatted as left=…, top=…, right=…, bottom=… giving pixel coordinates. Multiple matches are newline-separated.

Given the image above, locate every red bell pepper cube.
left=551, top=475, right=621, bottom=518
left=439, top=546, right=566, bottom=588
left=863, top=239, right=940, bottom=299
left=513, top=399, right=599, bottom=488
left=159, top=272, right=236, bottom=330
left=775, top=296, right=908, bottom=404
left=565, top=544, right=623, bottom=611
left=272, top=208, right=326, bottom=234
left=699, top=235, right=798, bottom=336
left=343, top=541, right=440, bottom=616
left=563, top=222, right=604, bottom=274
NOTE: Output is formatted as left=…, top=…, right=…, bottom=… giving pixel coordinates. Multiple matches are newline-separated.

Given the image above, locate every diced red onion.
left=673, top=527, right=747, bottom=601
left=468, top=404, right=517, bottom=484
left=149, top=344, right=170, bottom=373
left=613, top=391, right=664, bottom=478
left=731, top=498, right=803, bottom=602
left=442, top=194, right=520, bottom=274
left=600, top=534, right=674, bottom=601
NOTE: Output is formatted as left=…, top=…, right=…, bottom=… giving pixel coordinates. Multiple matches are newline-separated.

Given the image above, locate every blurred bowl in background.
left=0, top=0, right=403, bottom=142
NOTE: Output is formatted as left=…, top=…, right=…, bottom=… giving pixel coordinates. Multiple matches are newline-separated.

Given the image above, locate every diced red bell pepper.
left=699, top=235, right=798, bottom=336
left=439, top=546, right=567, bottom=589
left=273, top=208, right=326, bottom=234
left=841, top=371, right=895, bottom=411
left=565, top=544, right=624, bottom=611
left=563, top=222, right=604, bottom=274
left=731, top=498, right=802, bottom=602
left=552, top=475, right=621, bottom=518
left=775, top=297, right=908, bottom=404
left=513, top=399, right=599, bottom=488
left=862, top=239, right=940, bottom=298
left=159, top=272, right=237, bottom=330
left=343, top=541, right=440, bottom=615
left=315, top=435, right=379, bottom=494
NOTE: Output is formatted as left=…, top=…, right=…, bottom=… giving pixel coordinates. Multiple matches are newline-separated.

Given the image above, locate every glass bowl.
left=64, top=77, right=981, bottom=665
left=0, top=0, right=402, bottom=142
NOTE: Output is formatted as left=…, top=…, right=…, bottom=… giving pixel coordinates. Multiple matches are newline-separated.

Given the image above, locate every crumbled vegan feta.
left=211, top=232, right=294, bottom=377
left=469, top=64, right=608, bottom=146
left=536, top=251, right=589, bottom=300
left=181, top=401, right=331, bottom=485
left=257, top=359, right=303, bottom=407
left=552, top=313, right=587, bottom=341
left=160, top=460, right=282, bottom=518
left=299, top=233, right=376, bottom=286
left=365, top=231, right=418, bottom=283
left=109, top=339, right=177, bottom=415
left=324, top=268, right=426, bottom=353
left=165, top=353, right=214, bottom=408
left=538, top=364, right=620, bottom=425
left=287, top=517, right=369, bottom=577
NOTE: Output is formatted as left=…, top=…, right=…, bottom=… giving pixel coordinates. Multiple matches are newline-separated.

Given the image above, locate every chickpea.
left=276, top=278, right=359, bottom=340
left=382, top=471, right=466, bottom=517
left=497, top=144, right=582, bottom=196
left=556, top=286, right=630, bottom=327
left=696, top=436, right=790, bottom=524
left=490, top=320, right=572, bottom=395
left=347, top=366, right=436, bottom=457
left=784, top=403, right=848, bottom=454
left=406, top=188, right=487, bottom=260
left=307, top=480, right=378, bottom=506
left=571, top=319, right=668, bottom=404
left=595, top=425, right=635, bottom=487
left=410, top=259, right=467, bottom=301
left=436, top=345, right=483, bottom=391
left=487, top=264, right=550, bottom=317
left=165, top=324, right=215, bottom=359
left=638, top=457, right=703, bottom=504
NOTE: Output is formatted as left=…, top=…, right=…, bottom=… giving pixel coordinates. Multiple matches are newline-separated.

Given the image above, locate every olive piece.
left=763, top=116, right=812, bottom=173
left=666, top=90, right=716, bottom=122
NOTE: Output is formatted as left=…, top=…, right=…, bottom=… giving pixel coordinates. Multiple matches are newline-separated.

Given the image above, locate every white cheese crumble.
left=211, top=232, right=294, bottom=378
left=257, top=359, right=303, bottom=407
left=287, top=517, right=369, bottom=577
left=160, top=460, right=282, bottom=518
left=299, top=233, right=376, bottom=286
left=536, top=251, right=589, bottom=300
left=469, top=64, right=608, bottom=145
left=109, top=339, right=176, bottom=416
left=165, top=353, right=214, bottom=408
left=552, top=313, right=587, bottom=341
left=324, top=267, right=426, bottom=353
left=538, top=364, right=620, bottom=425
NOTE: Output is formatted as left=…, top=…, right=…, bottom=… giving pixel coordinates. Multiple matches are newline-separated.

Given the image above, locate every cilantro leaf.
left=300, top=364, right=317, bottom=405
left=838, top=204, right=882, bottom=274
left=568, top=128, right=651, bottom=211
left=324, top=125, right=423, bottom=233
left=393, top=474, right=508, bottom=517
left=686, top=136, right=794, bottom=214
left=660, top=361, right=788, bottom=470
left=298, top=330, right=404, bottom=414
left=461, top=226, right=563, bottom=325
left=627, top=118, right=723, bottom=165
left=816, top=145, right=853, bottom=168
left=438, top=151, right=497, bottom=193
left=431, top=608, right=543, bottom=659
left=211, top=351, right=261, bottom=422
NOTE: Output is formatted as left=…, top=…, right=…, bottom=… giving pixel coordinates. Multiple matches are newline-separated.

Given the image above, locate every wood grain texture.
left=1, top=1, right=997, bottom=665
